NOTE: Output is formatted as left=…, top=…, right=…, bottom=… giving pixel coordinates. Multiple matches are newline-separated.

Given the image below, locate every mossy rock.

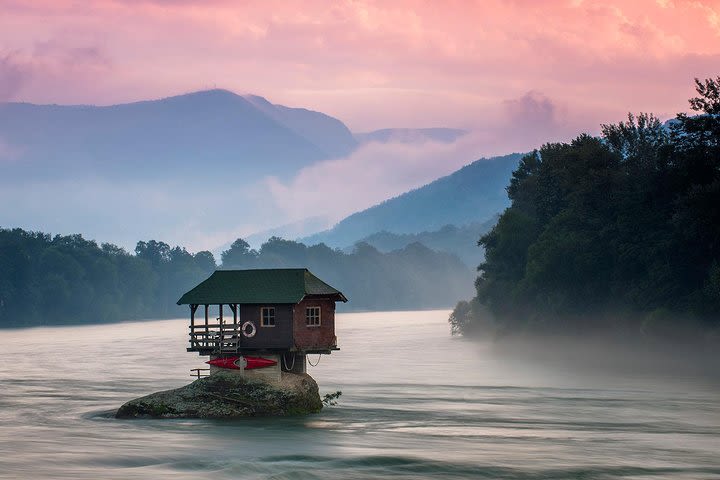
left=115, top=371, right=323, bottom=419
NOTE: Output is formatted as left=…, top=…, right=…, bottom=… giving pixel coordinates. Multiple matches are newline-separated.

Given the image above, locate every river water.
left=0, top=310, right=718, bottom=479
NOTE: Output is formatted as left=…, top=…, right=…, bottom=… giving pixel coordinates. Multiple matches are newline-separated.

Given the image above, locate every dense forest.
left=0, top=231, right=216, bottom=327
left=0, top=230, right=472, bottom=328
left=356, top=219, right=497, bottom=267
left=220, top=237, right=473, bottom=311
left=301, top=153, right=522, bottom=247
left=451, top=77, right=720, bottom=339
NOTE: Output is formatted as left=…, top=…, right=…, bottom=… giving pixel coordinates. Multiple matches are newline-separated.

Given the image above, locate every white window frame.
left=305, top=306, right=321, bottom=327
left=260, top=306, right=276, bottom=327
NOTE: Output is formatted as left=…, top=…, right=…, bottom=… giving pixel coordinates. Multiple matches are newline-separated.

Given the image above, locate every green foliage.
left=0, top=229, right=216, bottom=327
left=688, top=76, right=720, bottom=115
left=453, top=77, right=720, bottom=336
left=448, top=298, right=494, bottom=336
left=221, top=237, right=474, bottom=311
left=322, top=391, right=342, bottom=406
left=0, top=225, right=473, bottom=327
left=357, top=220, right=497, bottom=267
left=301, top=153, right=523, bottom=247
left=449, top=300, right=474, bottom=336
left=220, top=238, right=256, bottom=267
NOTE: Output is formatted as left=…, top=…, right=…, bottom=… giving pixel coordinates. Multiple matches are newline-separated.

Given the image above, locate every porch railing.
left=188, top=322, right=241, bottom=353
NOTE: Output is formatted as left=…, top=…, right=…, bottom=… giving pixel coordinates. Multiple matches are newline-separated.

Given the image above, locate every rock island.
left=116, top=268, right=346, bottom=419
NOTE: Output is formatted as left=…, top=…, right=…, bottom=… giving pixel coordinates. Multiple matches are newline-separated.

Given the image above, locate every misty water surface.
left=0, top=310, right=718, bottom=479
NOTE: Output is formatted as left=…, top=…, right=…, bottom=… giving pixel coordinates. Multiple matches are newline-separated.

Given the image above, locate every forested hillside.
left=450, top=78, right=720, bottom=338
left=0, top=230, right=216, bottom=327
left=356, top=219, right=497, bottom=267
left=301, top=153, right=523, bottom=247
left=0, top=229, right=472, bottom=327
left=220, top=237, right=474, bottom=311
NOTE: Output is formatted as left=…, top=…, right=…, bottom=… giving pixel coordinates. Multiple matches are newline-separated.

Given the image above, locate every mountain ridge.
left=0, top=89, right=353, bottom=183
left=355, top=128, right=468, bottom=144
left=300, top=153, right=524, bottom=248
left=353, top=218, right=499, bottom=267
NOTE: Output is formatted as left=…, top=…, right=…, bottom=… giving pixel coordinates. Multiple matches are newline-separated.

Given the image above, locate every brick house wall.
left=292, top=297, right=336, bottom=351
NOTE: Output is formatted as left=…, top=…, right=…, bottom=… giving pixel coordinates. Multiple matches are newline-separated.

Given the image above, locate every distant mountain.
left=244, top=95, right=357, bottom=158
left=300, top=153, right=524, bottom=248
left=354, top=128, right=468, bottom=144
left=355, top=219, right=498, bottom=268
left=0, top=89, right=357, bottom=183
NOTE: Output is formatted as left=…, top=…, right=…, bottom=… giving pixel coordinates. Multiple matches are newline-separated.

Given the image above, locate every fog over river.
left=1, top=310, right=718, bottom=479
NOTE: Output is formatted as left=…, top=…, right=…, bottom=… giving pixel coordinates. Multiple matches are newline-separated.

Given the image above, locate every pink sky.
left=1, top=0, right=719, bottom=132
left=2, top=0, right=720, bottom=250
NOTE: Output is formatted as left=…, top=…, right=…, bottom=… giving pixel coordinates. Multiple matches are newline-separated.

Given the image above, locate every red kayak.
left=206, top=356, right=277, bottom=370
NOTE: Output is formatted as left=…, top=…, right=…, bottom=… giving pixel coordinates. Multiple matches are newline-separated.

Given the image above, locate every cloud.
left=264, top=138, right=481, bottom=224
left=501, top=91, right=577, bottom=146
left=1, top=0, right=719, bottom=128
left=0, top=175, right=284, bottom=252
left=263, top=111, right=575, bottom=226
left=504, top=90, right=558, bottom=127
left=0, top=36, right=112, bottom=104
left=0, top=52, right=31, bottom=101
left=33, top=41, right=110, bottom=68
left=0, top=89, right=584, bottom=253
left=263, top=89, right=594, bottom=227
left=2, top=0, right=719, bottom=250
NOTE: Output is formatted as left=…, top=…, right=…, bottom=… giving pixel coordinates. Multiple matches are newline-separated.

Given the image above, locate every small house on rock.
left=177, top=268, right=347, bottom=383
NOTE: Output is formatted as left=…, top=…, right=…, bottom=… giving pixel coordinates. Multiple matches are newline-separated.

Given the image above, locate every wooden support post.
left=229, top=304, right=239, bottom=352
left=219, top=304, right=224, bottom=352
left=190, top=304, right=198, bottom=348
left=204, top=304, right=209, bottom=347
left=233, top=303, right=241, bottom=351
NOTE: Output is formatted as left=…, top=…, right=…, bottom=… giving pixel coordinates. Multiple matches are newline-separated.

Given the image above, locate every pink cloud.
left=501, top=90, right=574, bottom=148
left=504, top=91, right=558, bottom=127
left=263, top=93, right=585, bottom=227
left=2, top=0, right=718, bottom=249
left=264, top=138, right=484, bottom=224
left=0, top=1, right=718, bottom=129
left=0, top=52, right=31, bottom=101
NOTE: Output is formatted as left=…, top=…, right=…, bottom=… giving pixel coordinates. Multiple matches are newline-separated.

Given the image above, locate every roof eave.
left=300, top=292, right=348, bottom=303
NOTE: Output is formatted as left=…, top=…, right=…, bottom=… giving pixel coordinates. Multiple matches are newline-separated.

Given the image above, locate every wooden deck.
left=188, top=322, right=242, bottom=354
left=185, top=303, right=340, bottom=356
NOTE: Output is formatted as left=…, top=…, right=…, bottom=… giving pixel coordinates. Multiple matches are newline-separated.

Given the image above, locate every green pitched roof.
left=177, top=268, right=347, bottom=305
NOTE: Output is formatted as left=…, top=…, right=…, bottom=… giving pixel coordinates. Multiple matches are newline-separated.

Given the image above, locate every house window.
left=306, top=306, right=321, bottom=326
left=261, top=307, right=275, bottom=327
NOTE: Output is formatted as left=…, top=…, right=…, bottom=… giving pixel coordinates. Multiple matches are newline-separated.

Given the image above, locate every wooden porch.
left=187, top=303, right=243, bottom=355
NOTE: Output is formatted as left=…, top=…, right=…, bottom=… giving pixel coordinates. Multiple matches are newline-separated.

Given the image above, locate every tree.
left=135, top=240, right=171, bottom=266
left=221, top=238, right=257, bottom=268
left=688, top=76, right=720, bottom=115
left=451, top=77, right=720, bottom=335
left=194, top=251, right=217, bottom=273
